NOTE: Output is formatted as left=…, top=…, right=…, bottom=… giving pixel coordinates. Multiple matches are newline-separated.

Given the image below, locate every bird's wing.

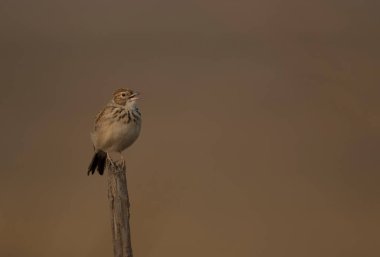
left=94, top=105, right=118, bottom=131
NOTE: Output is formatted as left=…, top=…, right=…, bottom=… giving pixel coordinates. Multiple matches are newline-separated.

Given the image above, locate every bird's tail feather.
left=88, top=150, right=107, bottom=175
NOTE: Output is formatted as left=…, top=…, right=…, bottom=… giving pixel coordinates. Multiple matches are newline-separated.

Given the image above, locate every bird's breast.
left=109, top=119, right=141, bottom=152
left=92, top=109, right=141, bottom=152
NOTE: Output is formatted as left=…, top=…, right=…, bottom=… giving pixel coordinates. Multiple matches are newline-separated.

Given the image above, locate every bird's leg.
left=106, top=152, right=116, bottom=169
left=120, top=153, right=126, bottom=169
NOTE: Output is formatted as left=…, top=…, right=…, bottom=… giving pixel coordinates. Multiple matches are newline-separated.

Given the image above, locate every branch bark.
left=106, top=161, right=133, bottom=257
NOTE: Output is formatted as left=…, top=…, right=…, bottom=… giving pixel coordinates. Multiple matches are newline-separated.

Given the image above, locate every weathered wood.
left=106, top=161, right=133, bottom=257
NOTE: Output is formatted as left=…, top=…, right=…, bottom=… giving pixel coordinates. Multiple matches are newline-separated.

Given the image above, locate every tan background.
left=0, top=1, right=379, bottom=256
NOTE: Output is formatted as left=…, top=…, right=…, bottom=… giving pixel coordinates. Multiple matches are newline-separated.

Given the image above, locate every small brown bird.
left=88, top=88, right=142, bottom=175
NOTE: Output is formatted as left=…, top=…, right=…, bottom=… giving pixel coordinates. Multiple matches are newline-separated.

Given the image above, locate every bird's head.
left=112, top=88, right=140, bottom=106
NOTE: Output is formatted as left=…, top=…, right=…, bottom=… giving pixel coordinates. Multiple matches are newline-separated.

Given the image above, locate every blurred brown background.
left=0, top=0, right=379, bottom=256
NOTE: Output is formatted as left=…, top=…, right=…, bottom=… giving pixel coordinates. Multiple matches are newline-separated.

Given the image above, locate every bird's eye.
left=121, top=93, right=126, bottom=97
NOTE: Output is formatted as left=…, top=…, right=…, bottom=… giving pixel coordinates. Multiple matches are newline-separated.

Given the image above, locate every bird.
left=88, top=88, right=142, bottom=175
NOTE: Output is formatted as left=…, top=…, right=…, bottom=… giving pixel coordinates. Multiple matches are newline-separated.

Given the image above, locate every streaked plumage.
left=88, top=88, right=142, bottom=175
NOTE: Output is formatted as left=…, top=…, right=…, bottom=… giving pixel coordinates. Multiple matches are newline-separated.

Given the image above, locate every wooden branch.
left=106, top=161, right=133, bottom=257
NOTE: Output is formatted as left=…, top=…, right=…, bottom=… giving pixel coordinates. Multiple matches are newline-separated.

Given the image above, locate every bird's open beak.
left=129, top=91, right=140, bottom=100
